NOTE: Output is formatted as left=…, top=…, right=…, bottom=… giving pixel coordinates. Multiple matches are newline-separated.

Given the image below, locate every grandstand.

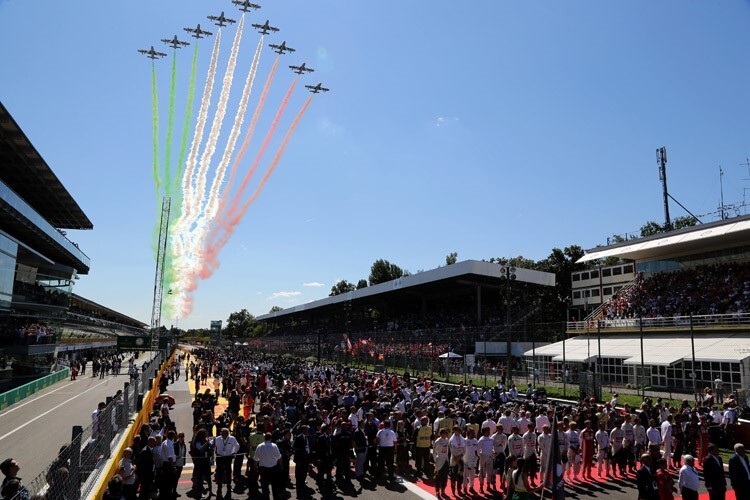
left=528, top=214, right=750, bottom=396
left=0, top=101, right=145, bottom=386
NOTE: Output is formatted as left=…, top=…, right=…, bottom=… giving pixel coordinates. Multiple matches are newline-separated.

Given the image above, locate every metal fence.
left=567, top=311, right=750, bottom=331
left=15, top=350, right=165, bottom=500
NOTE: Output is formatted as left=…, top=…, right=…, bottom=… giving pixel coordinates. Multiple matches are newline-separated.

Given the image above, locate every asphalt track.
left=0, top=353, right=153, bottom=483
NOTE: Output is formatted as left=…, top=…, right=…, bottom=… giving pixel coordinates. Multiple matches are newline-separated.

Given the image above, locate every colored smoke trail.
left=174, top=43, right=199, bottom=196
left=163, top=52, right=178, bottom=194
left=151, top=62, right=161, bottom=194
left=192, top=34, right=263, bottom=255
left=199, top=94, right=313, bottom=281
left=221, top=56, right=279, bottom=204
left=225, top=77, right=297, bottom=220
left=172, top=29, right=222, bottom=257
left=187, top=16, right=245, bottom=256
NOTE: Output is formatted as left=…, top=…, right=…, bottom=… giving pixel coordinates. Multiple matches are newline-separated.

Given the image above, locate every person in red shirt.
left=655, top=457, right=675, bottom=500
left=580, top=420, right=595, bottom=481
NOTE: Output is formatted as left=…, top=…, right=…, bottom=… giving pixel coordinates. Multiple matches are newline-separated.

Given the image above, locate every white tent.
left=438, top=352, right=463, bottom=359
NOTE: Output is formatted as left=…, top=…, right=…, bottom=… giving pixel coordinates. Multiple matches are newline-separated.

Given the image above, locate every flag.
left=342, top=333, right=352, bottom=351
left=543, top=416, right=565, bottom=499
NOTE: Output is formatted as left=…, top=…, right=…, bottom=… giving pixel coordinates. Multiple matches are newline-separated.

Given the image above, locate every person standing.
left=579, top=420, right=595, bottom=481
left=118, top=448, right=137, bottom=500
left=678, top=455, right=700, bottom=500
left=636, top=454, right=659, bottom=500
left=214, top=427, right=240, bottom=499
left=702, top=444, right=726, bottom=500
left=413, top=416, right=432, bottom=477
left=254, top=433, right=282, bottom=500
left=433, top=428, right=450, bottom=499
left=728, top=443, right=750, bottom=500
left=654, top=458, right=674, bottom=500
left=376, top=420, right=398, bottom=482
left=448, top=426, right=466, bottom=497
left=293, top=425, right=313, bottom=493
left=661, top=416, right=674, bottom=471
left=0, top=458, right=30, bottom=500
left=477, top=427, right=495, bottom=494
left=595, top=422, right=611, bottom=478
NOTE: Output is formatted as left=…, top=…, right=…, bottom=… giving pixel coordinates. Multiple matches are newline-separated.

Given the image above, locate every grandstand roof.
left=0, top=101, right=92, bottom=230
left=70, top=293, right=147, bottom=328
left=578, top=214, right=750, bottom=264
left=526, top=333, right=750, bottom=365
left=257, top=260, right=556, bottom=321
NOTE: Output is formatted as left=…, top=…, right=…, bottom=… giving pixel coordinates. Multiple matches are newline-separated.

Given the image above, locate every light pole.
left=500, top=262, right=516, bottom=387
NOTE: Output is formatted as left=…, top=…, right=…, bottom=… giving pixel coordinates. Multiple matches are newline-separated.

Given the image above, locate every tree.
left=369, top=259, right=405, bottom=286
left=640, top=221, right=664, bottom=237
left=356, top=279, right=368, bottom=290
left=225, top=309, right=258, bottom=338
left=446, top=252, right=458, bottom=265
left=330, top=280, right=356, bottom=296
left=269, top=305, right=283, bottom=313
left=673, top=215, right=698, bottom=230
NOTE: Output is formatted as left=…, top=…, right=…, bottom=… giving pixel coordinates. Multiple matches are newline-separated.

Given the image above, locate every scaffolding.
left=150, top=196, right=171, bottom=351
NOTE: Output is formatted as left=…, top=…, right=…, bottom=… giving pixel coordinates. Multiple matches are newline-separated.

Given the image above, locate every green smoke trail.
left=151, top=62, right=161, bottom=194
left=174, top=43, right=199, bottom=197
left=163, top=52, right=178, bottom=195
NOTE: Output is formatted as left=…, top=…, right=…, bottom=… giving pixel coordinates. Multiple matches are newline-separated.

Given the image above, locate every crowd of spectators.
left=0, top=321, right=56, bottom=346
left=603, top=262, right=750, bottom=320
left=12, top=281, right=68, bottom=307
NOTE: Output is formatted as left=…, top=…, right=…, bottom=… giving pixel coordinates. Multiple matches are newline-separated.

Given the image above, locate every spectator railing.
left=21, top=351, right=165, bottom=500
left=582, top=275, right=640, bottom=323
left=567, top=312, right=750, bottom=331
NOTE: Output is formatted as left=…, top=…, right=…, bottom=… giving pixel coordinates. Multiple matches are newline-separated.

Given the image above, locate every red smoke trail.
left=198, top=94, right=313, bottom=280
left=225, top=77, right=298, bottom=220
left=220, top=56, right=279, bottom=210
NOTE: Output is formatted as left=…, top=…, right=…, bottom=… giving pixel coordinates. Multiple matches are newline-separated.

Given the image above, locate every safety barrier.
left=90, top=348, right=178, bottom=499
left=19, top=350, right=170, bottom=500
left=0, top=367, right=70, bottom=411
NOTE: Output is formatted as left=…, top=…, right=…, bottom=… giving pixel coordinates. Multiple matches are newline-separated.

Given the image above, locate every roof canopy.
left=0, top=102, right=92, bottom=230
left=527, top=334, right=750, bottom=365
left=578, top=215, right=750, bottom=264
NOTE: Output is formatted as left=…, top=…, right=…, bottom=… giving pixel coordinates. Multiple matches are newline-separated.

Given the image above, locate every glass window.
left=612, top=267, right=623, bottom=276
left=603, top=269, right=612, bottom=277
left=591, top=289, right=600, bottom=297
left=732, top=373, right=741, bottom=383
left=572, top=274, right=580, bottom=282
left=721, top=363, right=729, bottom=372
left=590, top=270, right=599, bottom=278
left=623, top=264, right=634, bottom=274
left=584, top=290, right=591, bottom=298
left=573, top=291, right=581, bottom=299
left=731, top=363, right=740, bottom=372
left=581, top=272, right=590, bottom=280
left=603, top=287, right=612, bottom=295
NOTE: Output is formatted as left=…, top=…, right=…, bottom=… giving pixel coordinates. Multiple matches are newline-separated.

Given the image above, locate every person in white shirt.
left=634, top=420, right=648, bottom=458
left=464, top=429, right=479, bottom=492
left=254, top=433, right=282, bottom=499
left=376, top=421, right=398, bottom=481
left=433, top=428, right=451, bottom=499
left=661, top=415, right=674, bottom=470
left=595, top=423, right=611, bottom=477
left=477, top=427, right=495, bottom=493
left=214, top=428, right=240, bottom=497
left=678, top=455, right=700, bottom=499
left=538, top=425, right=553, bottom=478
left=647, top=420, right=662, bottom=447
left=535, top=410, right=552, bottom=432
left=449, top=426, right=467, bottom=496
left=566, top=422, right=581, bottom=480
left=481, top=415, right=497, bottom=436
left=517, top=412, right=531, bottom=435
left=492, top=426, right=508, bottom=491
left=522, top=423, right=539, bottom=484
left=500, top=411, right=516, bottom=436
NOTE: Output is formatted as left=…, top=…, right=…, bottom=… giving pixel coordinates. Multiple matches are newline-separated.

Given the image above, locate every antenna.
left=656, top=147, right=671, bottom=230
left=719, top=166, right=726, bottom=220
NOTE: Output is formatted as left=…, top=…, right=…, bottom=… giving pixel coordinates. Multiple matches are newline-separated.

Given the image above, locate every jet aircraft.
left=269, top=41, right=295, bottom=55
left=184, top=24, right=213, bottom=39
left=208, top=11, right=236, bottom=27
left=161, top=35, right=190, bottom=49
left=232, top=0, right=261, bottom=12
left=138, top=46, right=168, bottom=60
left=289, top=63, right=314, bottom=75
left=252, top=20, right=279, bottom=35
left=305, top=83, right=330, bottom=94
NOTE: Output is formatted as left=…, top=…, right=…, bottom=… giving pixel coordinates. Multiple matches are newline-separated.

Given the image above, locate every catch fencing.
left=16, top=351, right=165, bottom=500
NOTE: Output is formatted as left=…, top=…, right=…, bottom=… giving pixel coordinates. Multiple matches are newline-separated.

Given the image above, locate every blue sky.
left=1, top=1, right=749, bottom=329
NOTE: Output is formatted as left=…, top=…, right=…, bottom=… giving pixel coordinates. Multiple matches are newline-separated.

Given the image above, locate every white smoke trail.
left=185, top=16, right=245, bottom=259
left=192, top=33, right=263, bottom=260
left=171, top=30, right=222, bottom=258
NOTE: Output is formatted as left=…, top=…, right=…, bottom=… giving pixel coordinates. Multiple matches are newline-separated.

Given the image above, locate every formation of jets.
left=141, top=2, right=329, bottom=93
left=162, top=35, right=190, bottom=49
left=138, top=46, right=167, bottom=59
left=208, top=11, right=236, bottom=27
left=269, top=41, right=295, bottom=55
left=184, top=24, right=213, bottom=39
left=232, top=0, right=261, bottom=12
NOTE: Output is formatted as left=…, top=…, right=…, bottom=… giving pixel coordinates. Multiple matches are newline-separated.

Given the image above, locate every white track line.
left=0, top=381, right=76, bottom=417
left=0, top=379, right=109, bottom=441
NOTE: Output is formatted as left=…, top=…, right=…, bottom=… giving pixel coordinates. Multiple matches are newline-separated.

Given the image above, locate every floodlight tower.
left=657, top=147, right=671, bottom=230
left=150, top=196, right=171, bottom=352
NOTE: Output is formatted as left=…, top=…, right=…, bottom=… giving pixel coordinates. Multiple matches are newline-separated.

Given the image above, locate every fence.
left=567, top=312, right=750, bottom=331
left=0, top=366, right=70, bottom=411
left=17, top=350, right=166, bottom=500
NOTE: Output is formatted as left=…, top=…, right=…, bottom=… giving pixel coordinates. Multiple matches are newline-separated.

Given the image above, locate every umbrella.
left=155, top=393, right=176, bottom=407
left=438, top=352, right=463, bottom=359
